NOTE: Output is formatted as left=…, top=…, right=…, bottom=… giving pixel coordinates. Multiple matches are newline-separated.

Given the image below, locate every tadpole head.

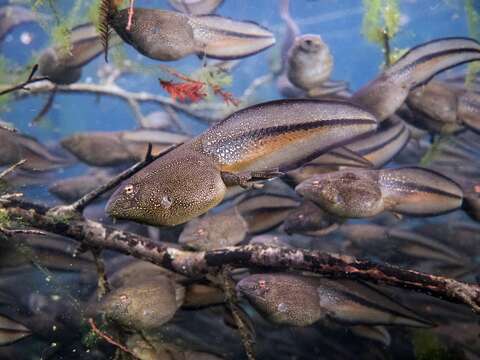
left=106, top=150, right=227, bottom=227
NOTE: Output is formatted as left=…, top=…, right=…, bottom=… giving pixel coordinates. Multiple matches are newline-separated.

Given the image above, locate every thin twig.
left=0, top=64, right=50, bottom=96
left=53, top=142, right=181, bottom=214
left=240, top=74, right=273, bottom=102
left=91, top=248, right=111, bottom=300
left=126, top=97, right=145, bottom=127
left=88, top=318, right=140, bottom=359
left=0, top=159, right=26, bottom=180
left=164, top=105, right=192, bottom=135
left=31, top=87, right=57, bottom=124
left=221, top=266, right=256, bottom=360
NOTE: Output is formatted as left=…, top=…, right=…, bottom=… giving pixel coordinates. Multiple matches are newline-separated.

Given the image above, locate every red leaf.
left=160, top=80, right=207, bottom=103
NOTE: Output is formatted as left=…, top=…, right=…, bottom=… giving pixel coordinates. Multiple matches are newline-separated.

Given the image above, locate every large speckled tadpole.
left=106, top=6, right=276, bottom=61
left=106, top=99, right=377, bottom=226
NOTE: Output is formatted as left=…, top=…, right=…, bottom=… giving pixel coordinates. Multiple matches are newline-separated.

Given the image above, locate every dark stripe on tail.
left=219, top=118, right=377, bottom=147
left=356, top=126, right=407, bottom=157
left=382, top=179, right=463, bottom=200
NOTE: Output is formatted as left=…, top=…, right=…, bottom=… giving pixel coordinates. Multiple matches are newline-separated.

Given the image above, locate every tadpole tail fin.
left=353, top=37, right=480, bottom=121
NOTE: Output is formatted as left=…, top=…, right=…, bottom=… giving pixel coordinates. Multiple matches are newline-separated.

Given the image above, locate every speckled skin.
left=237, top=273, right=323, bottom=326
left=106, top=99, right=377, bottom=226
left=194, top=99, right=377, bottom=172
left=296, top=167, right=464, bottom=218
left=352, top=37, right=480, bottom=121
left=237, top=273, right=432, bottom=327
left=109, top=8, right=275, bottom=61
left=296, top=170, right=384, bottom=218
left=107, top=148, right=226, bottom=226
left=287, top=35, right=333, bottom=91
left=99, top=274, right=184, bottom=332
left=111, top=9, right=196, bottom=61
left=37, top=24, right=106, bottom=84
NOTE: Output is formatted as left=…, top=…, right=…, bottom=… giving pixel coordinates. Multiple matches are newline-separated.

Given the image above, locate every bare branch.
left=126, top=96, right=146, bottom=127
left=0, top=64, right=50, bottom=96
left=0, top=227, right=48, bottom=237
left=164, top=104, right=192, bottom=135
left=1, top=81, right=226, bottom=123
left=0, top=159, right=26, bottom=180
left=30, top=87, right=56, bottom=124
left=240, top=73, right=274, bottom=102
left=2, top=197, right=480, bottom=314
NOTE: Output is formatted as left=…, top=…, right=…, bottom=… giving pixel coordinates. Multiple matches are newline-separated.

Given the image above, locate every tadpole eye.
left=124, top=184, right=134, bottom=195
left=304, top=39, right=313, bottom=46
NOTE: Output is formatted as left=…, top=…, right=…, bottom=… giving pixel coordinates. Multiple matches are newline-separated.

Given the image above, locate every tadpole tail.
left=353, top=37, right=480, bottom=121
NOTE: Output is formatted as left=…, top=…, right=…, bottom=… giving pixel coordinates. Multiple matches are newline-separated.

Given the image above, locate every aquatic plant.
left=159, top=65, right=239, bottom=105
left=362, top=0, right=402, bottom=65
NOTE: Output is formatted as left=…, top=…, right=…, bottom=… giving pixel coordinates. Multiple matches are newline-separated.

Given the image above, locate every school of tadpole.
left=0, top=0, right=480, bottom=359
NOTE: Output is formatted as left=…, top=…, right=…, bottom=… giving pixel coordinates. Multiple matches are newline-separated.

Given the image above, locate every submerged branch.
left=0, top=64, right=50, bottom=96
left=221, top=266, right=256, bottom=360
left=1, top=81, right=225, bottom=123
left=1, top=197, right=480, bottom=314
left=0, top=159, right=26, bottom=180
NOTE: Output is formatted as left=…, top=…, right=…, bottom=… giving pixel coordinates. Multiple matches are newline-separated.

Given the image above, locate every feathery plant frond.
left=99, top=0, right=116, bottom=63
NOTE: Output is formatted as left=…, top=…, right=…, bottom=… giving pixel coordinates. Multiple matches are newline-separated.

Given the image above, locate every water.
left=0, top=0, right=479, bottom=359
